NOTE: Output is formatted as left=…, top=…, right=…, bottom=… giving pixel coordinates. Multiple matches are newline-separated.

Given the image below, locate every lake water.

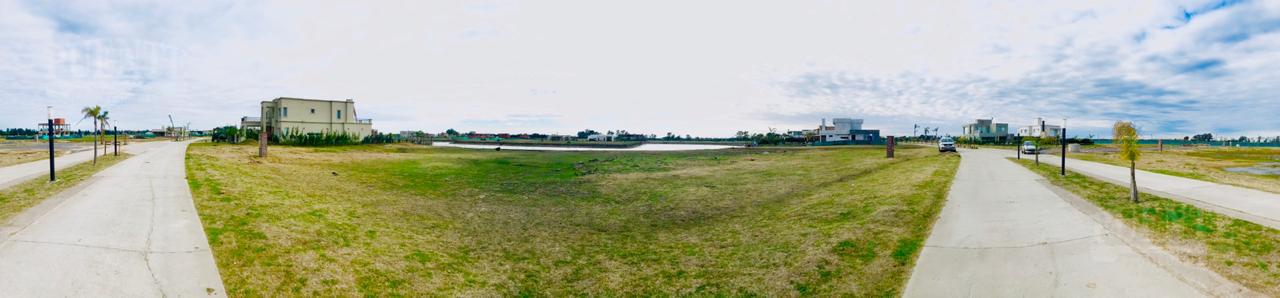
left=432, top=142, right=738, bottom=152
left=1225, top=162, right=1280, bottom=175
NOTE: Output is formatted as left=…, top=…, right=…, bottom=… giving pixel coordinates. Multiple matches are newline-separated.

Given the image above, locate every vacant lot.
left=186, top=143, right=959, bottom=296
left=0, top=150, right=52, bottom=168
left=1070, top=146, right=1280, bottom=193
left=1015, top=159, right=1280, bottom=295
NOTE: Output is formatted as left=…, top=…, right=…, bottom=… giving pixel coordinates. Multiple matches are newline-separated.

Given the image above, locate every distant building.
left=239, top=116, right=262, bottom=131
left=815, top=118, right=881, bottom=144
left=253, top=97, right=373, bottom=139
left=961, top=119, right=1010, bottom=142
left=1017, top=117, right=1063, bottom=138
left=586, top=134, right=612, bottom=142
left=786, top=129, right=817, bottom=139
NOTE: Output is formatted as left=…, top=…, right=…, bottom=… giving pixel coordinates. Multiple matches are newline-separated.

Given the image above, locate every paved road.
left=0, top=145, right=105, bottom=190
left=996, top=149, right=1280, bottom=230
left=904, top=149, right=1240, bottom=297
left=0, top=140, right=226, bottom=297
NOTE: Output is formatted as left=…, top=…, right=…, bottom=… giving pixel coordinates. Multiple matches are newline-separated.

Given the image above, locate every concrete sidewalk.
left=0, top=140, right=225, bottom=297
left=995, top=149, right=1280, bottom=230
left=904, top=149, right=1242, bottom=297
left=0, top=147, right=98, bottom=190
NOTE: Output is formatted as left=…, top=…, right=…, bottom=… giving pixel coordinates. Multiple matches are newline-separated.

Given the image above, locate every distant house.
left=239, top=116, right=262, bottom=132
left=251, top=97, right=373, bottom=139
left=814, top=118, right=881, bottom=145
left=962, top=119, right=1010, bottom=142
left=586, top=134, right=612, bottom=142
left=1017, top=117, right=1063, bottom=138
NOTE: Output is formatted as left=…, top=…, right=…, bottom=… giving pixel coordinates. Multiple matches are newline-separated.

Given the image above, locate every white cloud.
left=0, top=0, right=1277, bottom=138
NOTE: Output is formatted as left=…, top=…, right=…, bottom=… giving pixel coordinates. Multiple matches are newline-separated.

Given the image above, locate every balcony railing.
left=356, top=118, right=373, bottom=124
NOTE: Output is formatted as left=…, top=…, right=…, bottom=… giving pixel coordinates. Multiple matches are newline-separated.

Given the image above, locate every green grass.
left=1012, top=158, right=1280, bottom=295
left=0, top=153, right=130, bottom=221
left=1070, top=147, right=1280, bottom=194
left=186, top=142, right=960, bottom=296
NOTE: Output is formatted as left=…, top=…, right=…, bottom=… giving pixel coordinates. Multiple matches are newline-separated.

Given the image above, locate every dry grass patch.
left=0, top=150, right=62, bottom=168
left=1071, top=146, right=1280, bottom=194
left=187, top=143, right=959, bottom=296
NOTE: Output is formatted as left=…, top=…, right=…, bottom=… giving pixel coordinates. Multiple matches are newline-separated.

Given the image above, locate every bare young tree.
left=1113, top=121, right=1141, bottom=203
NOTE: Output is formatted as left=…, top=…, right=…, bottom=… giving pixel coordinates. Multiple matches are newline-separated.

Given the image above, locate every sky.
left=1, top=0, right=1278, bottom=138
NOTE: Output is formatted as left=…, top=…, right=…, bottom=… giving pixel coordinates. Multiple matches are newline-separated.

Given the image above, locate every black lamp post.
left=47, top=106, right=55, bottom=182
left=1061, top=118, right=1067, bottom=176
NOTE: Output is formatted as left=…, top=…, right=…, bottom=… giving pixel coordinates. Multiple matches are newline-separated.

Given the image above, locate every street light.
left=47, top=106, right=55, bottom=181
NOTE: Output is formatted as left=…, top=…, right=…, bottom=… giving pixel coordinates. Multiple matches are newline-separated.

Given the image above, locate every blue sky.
left=1, top=0, right=1278, bottom=138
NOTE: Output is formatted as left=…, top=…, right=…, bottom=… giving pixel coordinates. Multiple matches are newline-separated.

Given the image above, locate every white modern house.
left=1017, top=117, right=1063, bottom=138
left=814, top=118, right=881, bottom=144
left=586, top=134, right=612, bottom=142
left=819, top=118, right=864, bottom=142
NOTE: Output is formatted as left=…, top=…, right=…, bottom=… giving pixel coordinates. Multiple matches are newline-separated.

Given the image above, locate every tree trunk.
left=92, top=119, right=98, bottom=165
left=1130, top=160, right=1139, bottom=203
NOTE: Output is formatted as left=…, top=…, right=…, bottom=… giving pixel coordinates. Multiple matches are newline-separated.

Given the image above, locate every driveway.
left=993, top=149, right=1280, bottom=230
left=904, top=149, right=1241, bottom=297
left=0, top=140, right=225, bottom=297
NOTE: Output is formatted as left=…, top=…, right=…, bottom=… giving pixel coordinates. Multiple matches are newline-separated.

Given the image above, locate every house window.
left=282, top=107, right=288, bottom=118
left=336, top=110, right=342, bottom=119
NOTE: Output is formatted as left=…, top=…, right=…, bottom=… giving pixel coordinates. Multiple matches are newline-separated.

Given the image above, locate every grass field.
left=186, top=143, right=960, bottom=296
left=1014, top=159, right=1280, bottom=295
left=1069, top=147, right=1280, bottom=194
left=0, top=150, right=59, bottom=168
left=0, top=153, right=130, bottom=221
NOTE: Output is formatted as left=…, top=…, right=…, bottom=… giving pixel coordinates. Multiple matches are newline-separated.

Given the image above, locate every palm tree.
left=1114, top=121, right=1141, bottom=203
left=98, top=111, right=110, bottom=149
left=80, top=106, right=102, bottom=165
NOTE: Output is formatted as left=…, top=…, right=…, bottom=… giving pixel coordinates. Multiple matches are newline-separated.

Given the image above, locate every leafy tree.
left=1192, top=133, right=1213, bottom=143
left=577, top=129, right=600, bottom=139
left=1114, top=121, right=1141, bottom=203
left=445, top=128, right=459, bottom=136
left=80, top=105, right=102, bottom=165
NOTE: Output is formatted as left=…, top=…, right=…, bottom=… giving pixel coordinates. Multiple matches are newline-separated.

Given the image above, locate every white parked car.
left=1021, top=141, right=1039, bottom=154
left=938, top=138, right=956, bottom=152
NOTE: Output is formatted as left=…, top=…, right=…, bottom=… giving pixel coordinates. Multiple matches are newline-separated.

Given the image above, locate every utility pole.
left=168, top=115, right=178, bottom=141
left=113, top=126, right=118, bottom=156
left=47, top=106, right=55, bottom=182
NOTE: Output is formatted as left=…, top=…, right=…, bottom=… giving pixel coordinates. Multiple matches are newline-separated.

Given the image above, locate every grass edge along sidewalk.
left=1012, top=158, right=1280, bottom=295
left=0, top=153, right=131, bottom=222
left=1067, top=147, right=1280, bottom=195
left=186, top=143, right=959, bottom=296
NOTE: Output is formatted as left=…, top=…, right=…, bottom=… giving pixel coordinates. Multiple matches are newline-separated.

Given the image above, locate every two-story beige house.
left=258, top=97, right=373, bottom=139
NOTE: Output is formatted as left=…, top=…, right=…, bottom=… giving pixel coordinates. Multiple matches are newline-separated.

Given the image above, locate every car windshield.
left=941, top=138, right=953, bottom=142
left=1023, top=141, right=1034, bottom=146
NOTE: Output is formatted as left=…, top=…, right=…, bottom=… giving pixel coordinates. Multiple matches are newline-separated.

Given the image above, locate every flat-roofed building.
left=1017, top=117, right=1063, bottom=138
left=962, top=119, right=1010, bottom=142
left=258, top=97, right=373, bottom=139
